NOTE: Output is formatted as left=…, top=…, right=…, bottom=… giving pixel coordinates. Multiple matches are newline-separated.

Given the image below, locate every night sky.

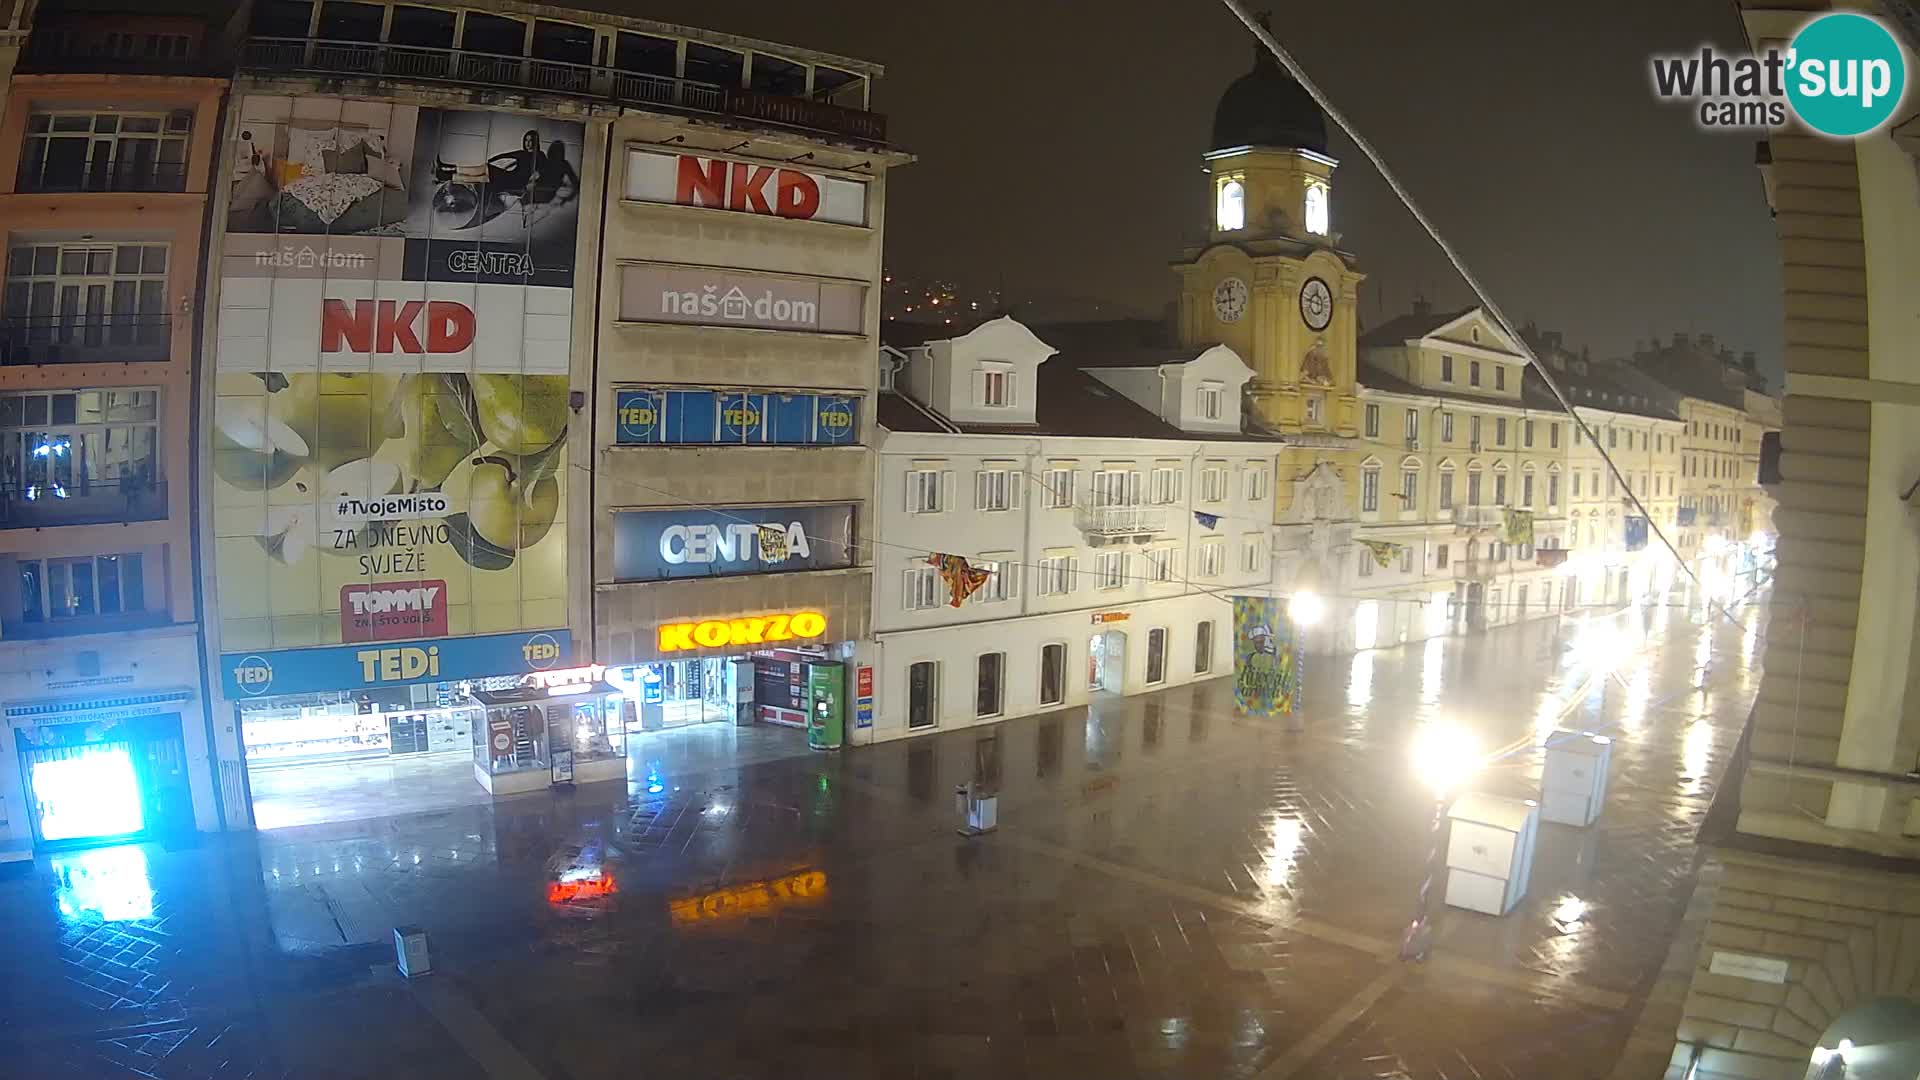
left=612, top=0, right=1784, bottom=384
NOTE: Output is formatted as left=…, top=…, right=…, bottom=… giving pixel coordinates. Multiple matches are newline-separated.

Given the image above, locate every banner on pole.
left=1232, top=596, right=1302, bottom=718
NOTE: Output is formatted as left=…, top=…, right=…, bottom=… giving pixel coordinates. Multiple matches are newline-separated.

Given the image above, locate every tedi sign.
left=625, top=148, right=869, bottom=226
left=612, top=504, right=857, bottom=582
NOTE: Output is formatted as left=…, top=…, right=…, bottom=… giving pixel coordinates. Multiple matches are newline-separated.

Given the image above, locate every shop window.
left=812, top=66, right=860, bottom=104
left=388, top=6, right=455, bottom=48
left=615, top=31, right=676, bottom=76
left=908, top=661, right=938, bottom=729
left=317, top=1, right=383, bottom=42
left=975, top=652, right=1003, bottom=718
left=1195, top=621, right=1214, bottom=674
left=1145, top=628, right=1167, bottom=685
left=531, top=20, right=593, bottom=65
left=1039, top=643, right=1066, bottom=707
left=750, top=53, right=807, bottom=96
left=461, top=12, right=526, bottom=56
left=685, top=43, right=744, bottom=87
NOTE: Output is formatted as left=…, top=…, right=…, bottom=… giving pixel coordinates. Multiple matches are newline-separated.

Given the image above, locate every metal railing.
left=17, top=160, right=188, bottom=195
left=0, top=479, right=168, bottom=529
left=1076, top=505, right=1170, bottom=538
left=240, top=37, right=888, bottom=144
left=0, top=315, right=172, bottom=366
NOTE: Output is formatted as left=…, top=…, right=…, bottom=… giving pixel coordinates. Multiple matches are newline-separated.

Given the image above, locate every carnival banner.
left=1359, top=539, right=1402, bottom=568
left=1232, top=596, right=1302, bottom=718
left=1503, top=508, right=1535, bottom=546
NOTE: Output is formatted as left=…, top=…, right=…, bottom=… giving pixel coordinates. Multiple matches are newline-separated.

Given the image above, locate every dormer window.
left=1216, top=178, right=1245, bottom=232
left=1303, top=181, right=1329, bottom=236
left=977, top=363, right=1013, bottom=408
left=1196, top=381, right=1224, bottom=421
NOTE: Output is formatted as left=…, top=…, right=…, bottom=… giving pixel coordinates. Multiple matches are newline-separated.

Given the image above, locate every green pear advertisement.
left=211, top=95, right=581, bottom=655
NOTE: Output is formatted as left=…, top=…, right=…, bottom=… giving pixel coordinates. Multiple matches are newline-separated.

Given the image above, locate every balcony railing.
left=0, top=315, right=172, bottom=366
left=1451, top=506, right=1504, bottom=530
left=240, top=37, right=889, bottom=144
left=1076, top=504, right=1170, bottom=540
left=17, top=161, right=189, bottom=195
left=0, top=479, right=168, bottom=529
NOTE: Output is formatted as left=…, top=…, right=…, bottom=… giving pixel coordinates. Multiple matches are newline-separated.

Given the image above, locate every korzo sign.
left=613, top=504, right=856, bottom=582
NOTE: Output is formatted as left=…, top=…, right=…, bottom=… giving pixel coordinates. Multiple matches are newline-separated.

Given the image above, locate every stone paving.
left=0, top=593, right=1768, bottom=1078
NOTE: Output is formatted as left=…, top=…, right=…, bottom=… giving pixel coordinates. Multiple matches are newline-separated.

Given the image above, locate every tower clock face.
left=1299, top=276, right=1334, bottom=331
left=1212, top=277, right=1249, bottom=324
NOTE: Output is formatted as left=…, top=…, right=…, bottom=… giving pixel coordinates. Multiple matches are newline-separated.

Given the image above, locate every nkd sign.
left=625, top=149, right=868, bottom=227
left=618, top=263, right=866, bottom=335
left=612, top=504, right=857, bottom=582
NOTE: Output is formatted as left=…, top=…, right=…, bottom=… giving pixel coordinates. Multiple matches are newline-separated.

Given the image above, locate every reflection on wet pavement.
left=0, top=593, right=1769, bottom=1078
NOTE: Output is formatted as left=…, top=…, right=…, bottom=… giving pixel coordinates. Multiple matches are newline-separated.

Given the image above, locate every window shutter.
left=1006, top=373, right=1017, bottom=408
left=1008, top=471, right=1022, bottom=509
left=903, top=568, right=921, bottom=609
left=941, top=470, right=954, bottom=512
left=905, top=471, right=921, bottom=512
left=971, top=368, right=988, bottom=406
left=1003, top=562, right=1019, bottom=597
left=975, top=470, right=989, bottom=510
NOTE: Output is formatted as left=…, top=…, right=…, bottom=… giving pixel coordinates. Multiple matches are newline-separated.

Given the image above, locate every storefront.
left=610, top=645, right=847, bottom=734
left=219, top=629, right=595, bottom=829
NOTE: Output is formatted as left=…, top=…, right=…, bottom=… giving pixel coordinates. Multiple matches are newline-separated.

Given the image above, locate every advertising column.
left=207, top=96, right=584, bottom=816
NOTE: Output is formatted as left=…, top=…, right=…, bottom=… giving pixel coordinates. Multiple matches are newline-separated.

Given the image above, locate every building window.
left=1495, top=417, right=1508, bottom=446
left=1196, top=382, right=1224, bottom=421
left=1244, top=465, right=1269, bottom=502
left=1438, top=468, right=1455, bottom=510
left=976, top=652, right=1004, bottom=718
left=1195, top=621, right=1214, bottom=674
left=1144, top=627, right=1169, bottom=685
left=18, top=552, right=144, bottom=624
left=1360, top=466, right=1380, bottom=512
left=1435, top=543, right=1450, bottom=568
left=1357, top=548, right=1374, bottom=578
left=1608, top=427, right=1617, bottom=449
left=5, top=243, right=170, bottom=354
left=1216, top=178, right=1245, bottom=231
left=1304, top=394, right=1324, bottom=426
left=1039, top=643, right=1066, bottom=707
left=1470, top=415, right=1482, bottom=448
left=1200, top=464, right=1229, bottom=503
left=1400, top=468, right=1419, bottom=510
left=1495, top=365, right=1507, bottom=391
left=906, top=468, right=945, bottom=513
left=1523, top=419, right=1534, bottom=447
left=1399, top=547, right=1415, bottom=574
left=1550, top=423, right=1560, bottom=449
left=1494, top=472, right=1508, bottom=505
left=1196, top=538, right=1225, bottom=578
left=1441, top=355, right=1454, bottom=382
left=1145, top=546, right=1178, bottom=584
left=1303, top=181, right=1329, bottom=235
left=1405, top=409, right=1419, bottom=444
left=1469, top=360, right=1482, bottom=387
left=978, top=366, right=1013, bottom=408
left=904, top=566, right=941, bottom=610
left=1548, top=473, right=1560, bottom=507
left=1036, top=554, right=1076, bottom=595
left=1468, top=469, right=1483, bottom=506
left=1572, top=472, right=1582, bottom=498
left=1364, top=403, right=1380, bottom=438
left=972, top=558, right=1014, bottom=604
left=1092, top=468, right=1141, bottom=507
left=1573, top=425, right=1583, bottom=446
left=1441, top=413, right=1455, bottom=443
left=1148, top=466, right=1183, bottom=505
left=1043, top=467, right=1075, bottom=509
left=20, top=110, right=193, bottom=193
left=1, top=388, right=162, bottom=523
left=1522, top=473, right=1534, bottom=507
left=1096, top=550, right=1126, bottom=590
left=1240, top=534, right=1265, bottom=574
left=974, top=467, right=1019, bottom=511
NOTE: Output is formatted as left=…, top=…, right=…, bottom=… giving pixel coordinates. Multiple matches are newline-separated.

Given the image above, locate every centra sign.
left=657, top=611, right=827, bottom=653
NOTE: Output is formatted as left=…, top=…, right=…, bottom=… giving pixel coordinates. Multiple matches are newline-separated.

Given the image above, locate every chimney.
left=1741, top=350, right=1757, bottom=372
left=1412, top=296, right=1432, bottom=317
left=1542, top=330, right=1562, bottom=353
left=1718, top=346, right=1734, bottom=366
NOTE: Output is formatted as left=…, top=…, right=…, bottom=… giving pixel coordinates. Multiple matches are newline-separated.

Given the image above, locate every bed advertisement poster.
left=211, top=94, right=582, bottom=660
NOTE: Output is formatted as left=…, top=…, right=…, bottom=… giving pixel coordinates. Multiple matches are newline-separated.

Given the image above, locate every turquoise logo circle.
left=1786, top=13, right=1907, bottom=137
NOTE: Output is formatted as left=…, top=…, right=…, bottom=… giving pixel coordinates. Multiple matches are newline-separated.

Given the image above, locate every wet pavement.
left=0, top=592, right=1768, bottom=1079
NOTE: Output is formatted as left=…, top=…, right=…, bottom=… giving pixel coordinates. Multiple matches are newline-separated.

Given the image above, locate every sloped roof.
left=1358, top=308, right=1475, bottom=348
left=878, top=362, right=1277, bottom=442
left=1359, top=361, right=1566, bottom=413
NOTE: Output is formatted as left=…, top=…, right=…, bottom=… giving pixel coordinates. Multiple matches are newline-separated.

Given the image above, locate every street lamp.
left=1289, top=590, right=1326, bottom=626
left=1400, top=722, right=1484, bottom=961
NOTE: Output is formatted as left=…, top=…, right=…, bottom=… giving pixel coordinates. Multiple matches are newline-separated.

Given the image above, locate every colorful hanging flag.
left=1232, top=596, right=1302, bottom=719
left=1503, top=508, right=1535, bottom=546
left=1358, top=538, right=1402, bottom=568
left=1194, top=511, right=1220, bottom=530
left=928, top=553, right=993, bottom=608
left=756, top=524, right=790, bottom=563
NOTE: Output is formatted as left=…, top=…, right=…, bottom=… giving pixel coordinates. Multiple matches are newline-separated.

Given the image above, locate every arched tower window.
left=1304, top=182, right=1329, bottom=235
left=1217, top=178, right=1245, bottom=231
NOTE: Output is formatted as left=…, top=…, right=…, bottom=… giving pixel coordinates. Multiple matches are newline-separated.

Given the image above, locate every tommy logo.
left=340, top=580, right=449, bottom=642
left=321, top=299, right=476, bottom=354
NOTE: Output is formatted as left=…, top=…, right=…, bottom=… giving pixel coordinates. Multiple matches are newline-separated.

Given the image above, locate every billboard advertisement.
left=612, top=504, right=856, bottom=582
left=1232, top=596, right=1302, bottom=718
left=624, top=149, right=869, bottom=226
left=211, top=94, right=581, bottom=661
left=617, top=263, right=866, bottom=334
left=613, top=388, right=858, bottom=446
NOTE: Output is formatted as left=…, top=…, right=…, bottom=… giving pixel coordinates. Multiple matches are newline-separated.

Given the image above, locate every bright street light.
left=1411, top=722, right=1483, bottom=797
left=1289, top=590, right=1326, bottom=626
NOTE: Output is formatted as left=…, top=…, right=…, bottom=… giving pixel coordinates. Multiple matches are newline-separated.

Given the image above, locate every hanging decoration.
left=1502, top=508, right=1535, bottom=546
left=1231, top=596, right=1303, bottom=718
left=1359, top=539, right=1403, bottom=568
left=757, top=524, right=790, bottom=562
left=1194, top=511, right=1220, bottom=530
left=928, top=553, right=993, bottom=608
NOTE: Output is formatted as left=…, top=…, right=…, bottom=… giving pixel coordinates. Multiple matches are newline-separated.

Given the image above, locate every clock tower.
left=1172, top=20, right=1364, bottom=438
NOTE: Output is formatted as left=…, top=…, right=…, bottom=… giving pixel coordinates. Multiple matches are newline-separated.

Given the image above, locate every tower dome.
left=1210, top=22, right=1328, bottom=154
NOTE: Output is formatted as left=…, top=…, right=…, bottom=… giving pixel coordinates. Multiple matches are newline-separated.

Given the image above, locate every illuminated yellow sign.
left=657, top=610, right=827, bottom=652
left=670, top=869, right=826, bottom=925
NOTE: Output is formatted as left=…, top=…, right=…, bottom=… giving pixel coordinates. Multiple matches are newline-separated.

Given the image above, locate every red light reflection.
left=547, top=873, right=618, bottom=903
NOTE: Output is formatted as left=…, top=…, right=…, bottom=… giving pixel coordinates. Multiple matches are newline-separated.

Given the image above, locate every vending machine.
left=805, top=662, right=844, bottom=751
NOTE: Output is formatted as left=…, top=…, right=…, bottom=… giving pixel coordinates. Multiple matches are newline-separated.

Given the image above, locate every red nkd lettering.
left=674, top=155, right=727, bottom=208
left=321, top=299, right=475, bottom=355
left=727, top=162, right=777, bottom=214
left=775, top=170, right=821, bottom=219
